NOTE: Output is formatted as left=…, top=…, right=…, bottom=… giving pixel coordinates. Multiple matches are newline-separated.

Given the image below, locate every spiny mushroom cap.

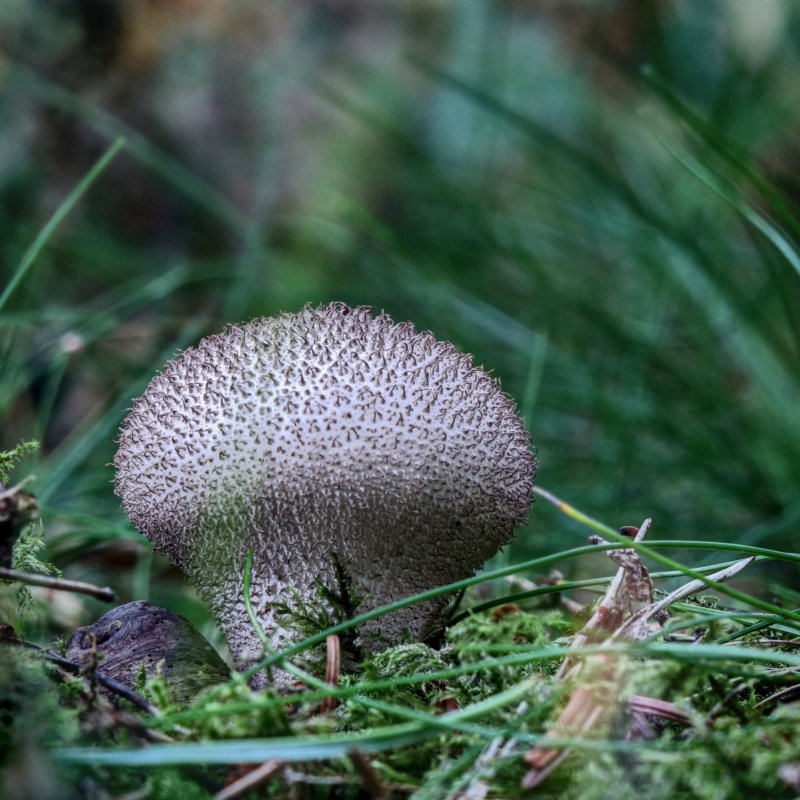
left=115, top=303, right=534, bottom=680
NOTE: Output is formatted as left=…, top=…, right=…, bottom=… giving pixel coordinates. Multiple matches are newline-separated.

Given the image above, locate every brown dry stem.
left=0, top=566, right=116, bottom=601
left=214, top=760, right=285, bottom=800
left=521, top=524, right=756, bottom=790
left=521, top=519, right=654, bottom=788
left=320, top=633, right=341, bottom=714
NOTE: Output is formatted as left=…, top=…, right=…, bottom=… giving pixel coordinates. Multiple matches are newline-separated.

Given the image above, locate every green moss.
left=140, top=770, right=216, bottom=800
left=363, top=642, right=452, bottom=687
left=0, top=440, right=38, bottom=484
left=191, top=677, right=291, bottom=740
left=447, top=608, right=572, bottom=656
left=0, top=440, right=59, bottom=612
left=0, top=651, right=77, bottom=760
left=138, top=671, right=180, bottom=716
left=562, top=703, right=800, bottom=800
left=446, top=609, right=573, bottom=694
left=0, top=649, right=79, bottom=798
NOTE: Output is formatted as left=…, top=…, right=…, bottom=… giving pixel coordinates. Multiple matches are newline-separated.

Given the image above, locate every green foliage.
left=191, top=677, right=291, bottom=740
left=0, top=650, right=79, bottom=798
left=137, top=670, right=179, bottom=716
left=0, top=440, right=38, bottom=484
left=362, top=642, right=452, bottom=695
left=135, top=771, right=215, bottom=800
left=341, top=642, right=455, bottom=736
left=8, top=538, right=58, bottom=620
left=566, top=704, right=800, bottom=800
left=0, top=441, right=60, bottom=610
left=272, top=551, right=370, bottom=672
left=447, top=609, right=574, bottom=692
left=11, top=521, right=60, bottom=579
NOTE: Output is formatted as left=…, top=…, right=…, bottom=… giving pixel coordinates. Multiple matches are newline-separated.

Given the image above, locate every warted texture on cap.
left=115, top=303, right=535, bottom=684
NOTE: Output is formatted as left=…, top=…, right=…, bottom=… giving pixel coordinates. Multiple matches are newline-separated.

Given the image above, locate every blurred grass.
left=0, top=0, right=799, bottom=639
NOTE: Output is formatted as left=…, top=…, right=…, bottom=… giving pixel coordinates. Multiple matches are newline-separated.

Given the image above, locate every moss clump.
left=332, top=611, right=575, bottom=785
left=0, top=440, right=38, bottom=485
left=363, top=642, right=452, bottom=691
left=191, top=677, right=291, bottom=740
left=446, top=609, right=573, bottom=694
left=0, top=649, right=79, bottom=800
left=564, top=703, right=800, bottom=800
left=135, top=770, right=216, bottom=800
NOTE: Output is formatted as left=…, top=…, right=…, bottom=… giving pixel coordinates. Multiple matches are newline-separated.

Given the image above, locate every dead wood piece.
left=618, top=556, right=755, bottom=641
left=628, top=694, right=691, bottom=725
left=1, top=631, right=160, bottom=716
left=753, top=684, right=800, bottom=713
left=450, top=708, right=528, bottom=799
left=557, top=519, right=653, bottom=681
left=523, top=520, right=654, bottom=789
left=66, top=600, right=230, bottom=705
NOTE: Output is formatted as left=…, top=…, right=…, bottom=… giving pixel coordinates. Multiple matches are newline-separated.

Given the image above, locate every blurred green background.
left=1, top=0, right=799, bottom=642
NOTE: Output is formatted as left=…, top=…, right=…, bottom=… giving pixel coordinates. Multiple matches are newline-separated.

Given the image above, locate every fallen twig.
left=1, top=629, right=158, bottom=715
left=556, top=520, right=652, bottom=681
left=753, top=683, right=800, bottom=713
left=448, top=702, right=529, bottom=800
left=215, top=759, right=285, bottom=800
left=614, top=556, right=756, bottom=641
left=0, top=477, right=36, bottom=500
left=0, top=566, right=116, bottom=601
left=282, top=768, right=416, bottom=794
left=349, top=750, right=390, bottom=800
left=628, top=694, right=691, bottom=725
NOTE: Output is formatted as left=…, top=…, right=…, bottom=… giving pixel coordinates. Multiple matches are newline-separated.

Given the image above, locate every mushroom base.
left=206, top=577, right=452, bottom=689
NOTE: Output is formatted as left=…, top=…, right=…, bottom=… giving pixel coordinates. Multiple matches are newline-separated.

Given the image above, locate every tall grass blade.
left=0, top=138, right=125, bottom=313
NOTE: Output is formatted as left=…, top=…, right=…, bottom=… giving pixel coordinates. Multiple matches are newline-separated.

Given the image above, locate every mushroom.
left=114, top=303, right=535, bottom=685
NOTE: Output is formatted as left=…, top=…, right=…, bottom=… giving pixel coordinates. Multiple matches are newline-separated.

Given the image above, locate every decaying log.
left=66, top=600, right=230, bottom=704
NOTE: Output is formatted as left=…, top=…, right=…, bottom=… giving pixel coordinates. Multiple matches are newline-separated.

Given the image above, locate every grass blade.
left=0, top=137, right=125, bottom=313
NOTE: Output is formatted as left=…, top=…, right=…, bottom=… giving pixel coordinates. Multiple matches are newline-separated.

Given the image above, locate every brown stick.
left=214, top=760, right=284, bottom=800
left=0, top=566, right=116, bottom=602
left=1, top=633, right=158, bottom=715
left=522, top=519, right=654, bottom=788
left=555, top=519, right=652, bottom=681
left=349, top=750, right=390, bottom=800
left=628, top=694, right=691, bottom=725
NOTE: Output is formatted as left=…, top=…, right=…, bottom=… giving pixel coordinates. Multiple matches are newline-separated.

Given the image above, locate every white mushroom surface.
left=115, top=304, right=535, bottom=684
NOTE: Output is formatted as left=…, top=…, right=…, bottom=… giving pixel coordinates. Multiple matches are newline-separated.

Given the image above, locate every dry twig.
left=627, top=694, right=691, bottom=725
left=320, top=633, right=341, bottom=713
left=522, top=520, right=655, bottom=788
left=1, top=628, right=158, bottom=716
left=447, top=702, right=529, bottom=800
left=349, top=750, right=390, bottom=800
left=0, top=566, right=116, bottom=601
left=214, top=760, right=285, bottom=800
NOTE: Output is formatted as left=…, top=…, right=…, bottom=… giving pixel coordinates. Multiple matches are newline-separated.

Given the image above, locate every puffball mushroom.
left=115, top=303, right=535, bottom=685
